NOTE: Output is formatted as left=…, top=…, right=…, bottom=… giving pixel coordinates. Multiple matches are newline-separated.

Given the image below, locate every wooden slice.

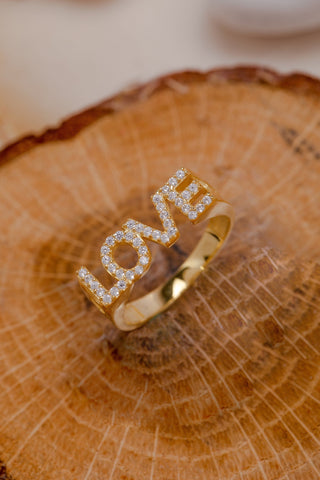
left=0, top=67, right=320, bottom=480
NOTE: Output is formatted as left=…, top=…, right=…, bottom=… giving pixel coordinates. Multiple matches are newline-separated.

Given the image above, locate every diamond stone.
left=202, top=195, right=212, bottom=205
left=152, top=194, right=162, bottom=203
left=135, top=265, right=144, bottom=275
left=106, top=236, right=115, bottom=246
left=117, top=280, right=127, bottom=290
left=161, top=185, right=170, bottom=194
left=97, top=287, right=105, bottom=298
left=181, top=190, right=191, bottom=200
left=90, top=280, right=99, bottom=290
left=161, top=233, right=169, bottom=244
left=139, top=246, right=148, bottom=255
left=189, top=182, right=199, bottom=193
left=168, top=191, right=177, bottom=201
left=160, top=211, right=169, bottom=219
left=175, top=197, right=183, bottom=207
left=144, top=226, right=152, bottom=237
left=85, top=275, right=93, bottom=284
left=176, top=169, right=185, bottom=179
left=102, top=255, right=111, bottom=266
left=103, top=293, right=112, bottom=304
left=197, top=203, right=205, bottom=213
left=164, top=219, right=172, bottom=228
left=126, top=270, right=135, bottom=281
left=140, top=256, right=149, bottom=265
left=168, top=177, right=178, bottom=187
left=101, top=245, right=110, bottom=255
left=78, top=268, right=86, bottom=279
left=182, top=204, right=190, bottom=214
left=126, top=219, right=136, bottom=229
left=168, top=227, right=178, bottom=238
left=135, top=223, right=144, bottom=233
left=133, top=237, right=142, bottom=247
left=188, top=211, right=197, bottom=220
left=110, top=287, right=120, bottom=298
left=116, top=268, right=124, bottom=279
left=108, top=263, right=117, bottom=274
left=152, top=230, right=161, bottom=241
left=125, top=232, right=134, bottom=242
left=114, top=230, right=124, bottom=241
left=156, top=203, right=165, bottom=212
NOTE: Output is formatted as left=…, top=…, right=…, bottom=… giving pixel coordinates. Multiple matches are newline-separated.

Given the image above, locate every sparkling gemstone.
left=202, top=195, right=212, bottom=205
left=175, top=197, right=183, bottom=207
left=126, top=219, right=136, bottom=229
left=101, top=245, right=110, bottom=255
left=116, top=268, right=124, bottom=279
left=90, top=280, right=99, bottom=290
left=114, top=230, right=124, bottom=241
left=197, top=203, right=205, bottom=213
left=156, top=203, right=165, bottom=212
left=97, top=287, right=105, bottom=298
left=78, top=268, right=86, bottom=279
left=182, top=204, right=191, bottom=214
left=164, top=219, right=172, bottom=228
left=117, top=280, right=127, bottom=290
left=152, top=230, right=161, bottom=241
left=168, top=191, right=177, bottom=201
left=181, top=190, right=191, bottom=200
left=189, top=182, right=199, bottom=193
left=108, top=263, right=117, bottom=274
left=188, top=211, right=197, bottom=220
left=160, top=211, right=169, bottom=219
left=161, top=185, right=170, bottom=194
left=168, top=177, right=178, bottom=187
left=126, top=270, right=135, bottom=281
left=139, top=246, right=148, bottom=255
left=168, top=227, right=178, bottom=238
left=106, top=236, right=115, bottom=246
left=152, top=194, right=162, bottom=203
left=144, top=226, right=152, bottom=237
left=125, top=232, right=134, bottom=242
left=103, top=293, right=112, bottom=304
left=135, top=265, right=144, bottom=275
left=102, top=255, right=111, bottom=266
left=85, top=275, right=93, bottom=284
left=140, top=256, right=149, bottom=265
left=110, top=286, right=120, bottom=298
left=133, top=237, right=142, bottom=247
left=176, top=169, right=185, bottom=179
left=161, top=233, right=169, bottom=244
left=135, top=223, right=144, bottom=233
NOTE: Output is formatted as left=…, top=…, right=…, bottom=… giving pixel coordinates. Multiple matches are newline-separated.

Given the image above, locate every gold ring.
left=77, top=168, right=234, bottom=331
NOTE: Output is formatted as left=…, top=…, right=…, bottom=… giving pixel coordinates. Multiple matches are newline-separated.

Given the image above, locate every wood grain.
left=0, top=66, right=320, bottom=480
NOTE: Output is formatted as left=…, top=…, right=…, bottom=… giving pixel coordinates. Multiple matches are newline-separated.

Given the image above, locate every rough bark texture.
left=0, top=66, right=320, bottom=480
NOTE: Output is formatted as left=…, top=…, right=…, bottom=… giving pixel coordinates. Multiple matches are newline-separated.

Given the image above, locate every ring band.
left=77, top=168, right=234, bottom=331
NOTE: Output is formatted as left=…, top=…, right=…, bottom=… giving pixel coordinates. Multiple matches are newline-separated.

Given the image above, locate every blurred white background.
left=1, top=0, right=320, bottom=145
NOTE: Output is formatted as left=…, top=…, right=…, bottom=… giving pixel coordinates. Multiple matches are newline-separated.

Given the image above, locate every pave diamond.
left=164, top=219, right=172, bottom=228
left=196, top=203, right=205, bottom=213
left=78, top=268, right=86, bottom=279
left=144, top=226, right=152, bottom=237
left=125, top=232, right=134, bottom=242
left=140, top=256, right=149, bottom=265
left=139, top=246, right=148, bottom=255
left=102, top=255, right=111, bottom=266
left=114, top=230, right=124, bottom=241
left=188, top=211, right=197, bottom=220
left=126, top=219, right=136, bottom=229
left=168, top=191, right=177, bottom=201
left=152, top=194, right=162, bottom=203
left=182, top=204, right=190, bottom=214
left=152, top=230, right=161, bottom=241
left=168, top=177, right=178, bottom=187
left=85, top=275, right=93, bottom=284
left=133, top=237, right=142, bottom=247
left=108, top=263, right=117, bottom=274
left=101, top=245, right=110, bottom=255
left=97, top=287, right=105, bottom=298
left=117, top=280, right=127, bottom=290
left=135, top=223, right=144, bottom=233
left=168, top=227, right=178, bottom=238
left=126, top=270, right=135, bottom=281
left=161, top=185, right=170, bottom=194
left=135, top=265, right=144, bottom=275
left=160, top=211, right=169, bottom=219
left=181, top=190, right=191, bottom=200
left=116, top=268, right=124, bottom=279
left=110, top=286, right=120, bottom=298
left=175, top=197, right=183, bottom=207
left=103, top=293, right=112, bottom=304
left=161, top=233, right=169, bottom=244
left=106, top=236, right=115, bottom=246
left=188, top=182, right=199, bottom=193
left=202, top=195, right=212, bottom=205
left=176, top=169, right=185, bottom=179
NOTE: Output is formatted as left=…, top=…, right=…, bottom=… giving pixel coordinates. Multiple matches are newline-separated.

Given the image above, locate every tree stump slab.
left=0, top=67, right=320, bottom=480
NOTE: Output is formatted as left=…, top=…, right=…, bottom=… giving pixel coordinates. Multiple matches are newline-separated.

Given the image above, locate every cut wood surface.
left=0, top=67, right=320, bottom=480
